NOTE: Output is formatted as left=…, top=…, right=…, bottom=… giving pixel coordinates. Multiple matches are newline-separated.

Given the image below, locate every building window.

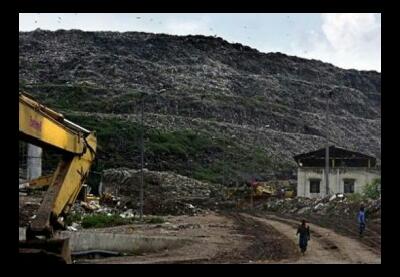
left=310, top=179, right=320, bottom=193
left=344, top=179, right=355, bottom=193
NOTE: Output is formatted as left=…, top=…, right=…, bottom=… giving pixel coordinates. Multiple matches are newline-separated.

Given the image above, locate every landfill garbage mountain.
left=19, top=30, right=381, bottom=187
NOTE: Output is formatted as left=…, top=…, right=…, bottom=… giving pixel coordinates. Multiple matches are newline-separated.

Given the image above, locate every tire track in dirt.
left=263, top=214, right=381, bottom=264
left=243, top=213, right=380, bottom=264
left=279, top=213, right=381, bottom=253
left=215, top=212, right=299, bottom=263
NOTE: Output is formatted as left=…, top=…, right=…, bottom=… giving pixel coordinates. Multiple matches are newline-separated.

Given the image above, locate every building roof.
left=293, top=145, right=376, bottom=167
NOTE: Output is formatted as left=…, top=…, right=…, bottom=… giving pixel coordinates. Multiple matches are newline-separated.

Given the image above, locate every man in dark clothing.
left=357, top=206, right=366, bottom=238
left=296, top=219, right=310, bottom=254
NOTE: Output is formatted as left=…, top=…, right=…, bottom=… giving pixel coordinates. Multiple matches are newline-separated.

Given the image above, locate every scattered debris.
left=263, top=194, right=381, bottom=218
left=119, top=209, right=135, bottom=219
left=67, top=226, right=78, bottom=231
left=80, top=200, right=101, bottom=212
left=314, top=203, right=324, bottom=211
left=100, top=192, right=120, bottom=206
left=19, top=183, right=29, bottom=189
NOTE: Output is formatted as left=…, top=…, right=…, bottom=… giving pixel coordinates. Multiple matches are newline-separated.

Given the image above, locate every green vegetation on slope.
left=19, top=82, right=293, bottom=190
left=58, top=114, right=283, bottom=191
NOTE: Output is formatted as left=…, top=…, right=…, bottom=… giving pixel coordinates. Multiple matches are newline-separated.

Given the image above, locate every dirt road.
left=73, top=211, right=380, bottom=264
left=241, top=213, right=381, bottom=264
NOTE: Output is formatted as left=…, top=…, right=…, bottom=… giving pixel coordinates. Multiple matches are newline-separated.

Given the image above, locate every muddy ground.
left=258, top=211, right=381, bottom=254
left=70, top=211, right=380, bottom=264
left=19, top=193, right=381, bottom=264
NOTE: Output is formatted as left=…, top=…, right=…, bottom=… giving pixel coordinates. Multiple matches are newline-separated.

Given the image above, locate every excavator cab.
left=19, top=92, right=97, bottom=263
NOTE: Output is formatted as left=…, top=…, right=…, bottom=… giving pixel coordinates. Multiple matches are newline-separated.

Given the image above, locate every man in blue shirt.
left=357, top=206, right=366, bottom=238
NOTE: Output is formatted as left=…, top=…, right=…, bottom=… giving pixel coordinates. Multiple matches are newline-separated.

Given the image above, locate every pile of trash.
left=70, top=193, right=124, bottom=215
left=263, top=193, right=381, bottom=218
left=19, top=201, right=41, bottom=227
left=63, top=168, right=227, bottom=230
left=67, top=199, right=131, bottom=231
left=100, top=168, right=225, bottom=215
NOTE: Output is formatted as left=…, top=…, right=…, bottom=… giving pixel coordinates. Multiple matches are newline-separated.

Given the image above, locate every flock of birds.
left=31, top=14, right=309, bottom=55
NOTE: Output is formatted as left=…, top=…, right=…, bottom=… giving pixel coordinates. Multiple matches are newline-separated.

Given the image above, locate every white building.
left=294, top=146, right=380, bottom=198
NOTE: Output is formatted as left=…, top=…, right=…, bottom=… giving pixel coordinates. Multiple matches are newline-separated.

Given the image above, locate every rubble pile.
left=263, top=194, right=381, bottom=218
left=100, top=168, right=225, bottom=215
left=67, top=200, right=133, bottom=231
left=19, top=201, right=41, bottom=227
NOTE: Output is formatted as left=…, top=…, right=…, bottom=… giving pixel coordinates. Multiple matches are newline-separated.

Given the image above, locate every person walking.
left=296, top=219, right=310, bottom=255
left=357, top=206, right=366, bottom=238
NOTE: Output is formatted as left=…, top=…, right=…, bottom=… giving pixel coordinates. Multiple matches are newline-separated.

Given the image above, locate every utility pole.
left=137, top=89, right=166, bottom=221
left=189, top=158, right=193, bottom=182
left=250, top=186, right=253, bottom=211
left=236, top=180, right=239, bottom=210
left=325, top=90, right=331, bottom=196
left=222, top=131, right=225, bottom=187
left=318, top=71, right=330, bottom=197
left=139, top=95, right=144, bottom=221
left=250, top=125, right=258, bottom=211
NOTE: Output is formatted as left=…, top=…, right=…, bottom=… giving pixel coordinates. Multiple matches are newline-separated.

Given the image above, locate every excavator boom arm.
left=19, top=92, right=97, bottom=237
left=19, top=92, right=86, bottom=154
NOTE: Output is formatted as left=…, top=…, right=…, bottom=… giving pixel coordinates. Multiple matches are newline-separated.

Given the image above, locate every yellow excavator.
left=19, top=91, right=97, bottom=263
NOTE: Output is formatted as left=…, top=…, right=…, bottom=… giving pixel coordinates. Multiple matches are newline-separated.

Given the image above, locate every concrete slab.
left=57, top=231, right=193, bottom=254
left=20, top=227, right=193, bottom=255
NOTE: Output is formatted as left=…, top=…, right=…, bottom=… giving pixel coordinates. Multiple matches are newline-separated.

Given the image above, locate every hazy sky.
left=19, top=13, right=381, bottom=72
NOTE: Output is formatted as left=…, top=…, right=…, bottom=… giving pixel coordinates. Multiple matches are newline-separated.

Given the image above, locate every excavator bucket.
left=19, top=238, right=72, bottom=264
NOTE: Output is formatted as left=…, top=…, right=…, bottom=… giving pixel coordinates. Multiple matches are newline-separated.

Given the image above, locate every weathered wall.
left=297, top=167, right=380, bottom=198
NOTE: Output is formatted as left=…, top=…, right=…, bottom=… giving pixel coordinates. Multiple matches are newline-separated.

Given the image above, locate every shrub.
left=81, top=213, right=133, bottom=228
left=346, top=192, right=365, bottom=203
left=65, top=212, right=83, bottom=226
left=363, top=178, right=381, bottom=199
